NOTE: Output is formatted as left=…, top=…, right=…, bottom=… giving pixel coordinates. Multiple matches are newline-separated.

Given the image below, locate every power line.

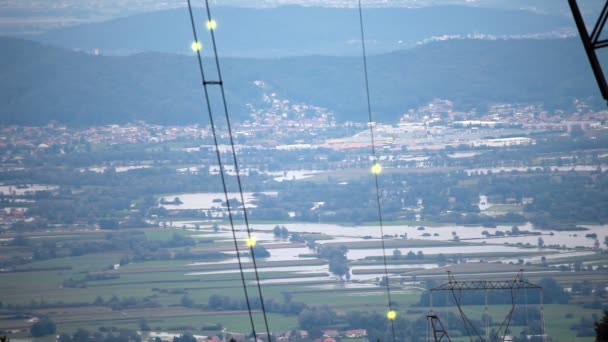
left=357, top=1, right=396, bottom=341
left=189, top=2, right=400, bottom=340
left=450, top=289, right=485, bottom=342
left=429, top=271, right=545, bottom=342
left=201, top=0, right=273, bottom=340
left=185, top=1, right=271, bottom=340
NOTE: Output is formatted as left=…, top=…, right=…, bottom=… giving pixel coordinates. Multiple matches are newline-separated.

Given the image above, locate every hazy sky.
left=0, top=0, right=585, bottom=13
left=0, top=0, right=600, bottom=36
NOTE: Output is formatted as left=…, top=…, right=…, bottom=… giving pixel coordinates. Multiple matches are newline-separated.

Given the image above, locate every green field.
left=0, top=225, right=606, bottom=342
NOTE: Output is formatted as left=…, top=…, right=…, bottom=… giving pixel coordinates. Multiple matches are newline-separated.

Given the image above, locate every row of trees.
left=21, top=307, right=608, bottom=341
left=392, top=249, right=424, bottom=260
left=207, top=294, right=305, bottom=315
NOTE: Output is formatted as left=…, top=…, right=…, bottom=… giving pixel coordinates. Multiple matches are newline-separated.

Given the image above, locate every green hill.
left=0, top=37, right=603, bottom=125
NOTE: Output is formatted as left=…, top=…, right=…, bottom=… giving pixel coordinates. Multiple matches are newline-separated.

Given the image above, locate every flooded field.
left=83, top=165, right=151, bottom=173
left=0, top=184, right=58, bottom=195
left=172, top=217, right=605, bottom=288
left=465, top=164, right=608, bottom=175
left=160, top=192, right=277, bottom=210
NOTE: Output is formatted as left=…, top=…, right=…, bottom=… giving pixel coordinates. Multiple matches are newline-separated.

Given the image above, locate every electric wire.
left=540, top=289, right=546, bottom=341
left=450, top=289, right=485, bottom=342
left=492, top=288, right=518, bottom=342
left=201, top=0, right=273, bottom=339
left=185, top=2, right=257, bottom=338
left=357, top=1, right=396, bottom=341
left=185, top=1, right=269, bottom=340
left=157, top=3, right=549, bottom=342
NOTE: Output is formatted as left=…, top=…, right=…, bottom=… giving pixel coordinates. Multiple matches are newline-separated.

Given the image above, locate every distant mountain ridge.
left=0, top=37, right=603, bottom=126
left=28, top=5, right=572, bottom=57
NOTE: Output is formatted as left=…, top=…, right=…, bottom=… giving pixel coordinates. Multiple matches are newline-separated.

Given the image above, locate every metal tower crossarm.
left=430, top=271, right=541, bottom=292
left=568, top=0, right=608, bottom=102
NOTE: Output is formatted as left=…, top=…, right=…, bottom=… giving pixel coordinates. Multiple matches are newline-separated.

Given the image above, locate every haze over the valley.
left=0, top=1, right=608, bottom=341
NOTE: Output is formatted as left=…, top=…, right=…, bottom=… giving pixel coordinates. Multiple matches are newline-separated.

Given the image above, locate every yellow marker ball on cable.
left=371, top=163, right=382, bottom=175
left=387, top=310, right=397, bottom=320
left=191, top=41, right=202, bottom=52
left=207, top=19, right=217, bottom=30
left=246, top=237, right=257, bottom=247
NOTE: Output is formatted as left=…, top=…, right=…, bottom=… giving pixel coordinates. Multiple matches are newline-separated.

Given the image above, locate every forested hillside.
left=0, top=37, right=602, bottom=125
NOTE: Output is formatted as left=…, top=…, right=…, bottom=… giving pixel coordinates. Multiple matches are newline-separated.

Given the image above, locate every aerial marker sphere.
left=371, top=163, right=382, bottom=175
left=207, top=19, right=217, bottom=30
left=191, top=41, right=202, bottom=52
left=246, top=237, right=257, bottom=247
left=387, top=310, right=397, bottom=320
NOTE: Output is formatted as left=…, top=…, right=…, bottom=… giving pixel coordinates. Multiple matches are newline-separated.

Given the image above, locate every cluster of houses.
left=165, top=329, right=368, bottom=342
left=0, top=208, right=27, bottom=227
